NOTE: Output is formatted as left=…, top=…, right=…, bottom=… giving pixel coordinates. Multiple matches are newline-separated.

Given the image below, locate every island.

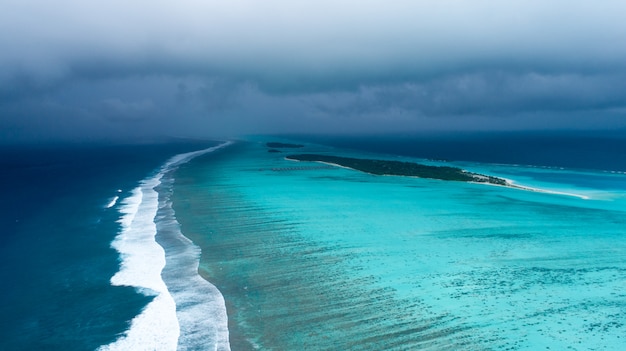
left=286, top=154, right=508, bottom=185
left=266, top=142, right=305, bottom=148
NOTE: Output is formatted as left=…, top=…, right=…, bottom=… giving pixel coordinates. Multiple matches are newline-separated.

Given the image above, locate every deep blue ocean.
left=295, top=130, right=626, bottom=172
left=1, top=132, right=625, bottom=350
left=0, top=141, right=219, bottom=350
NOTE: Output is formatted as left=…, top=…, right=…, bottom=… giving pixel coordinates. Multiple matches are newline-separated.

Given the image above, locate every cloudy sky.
left=2, top=0, right=626, bottom=143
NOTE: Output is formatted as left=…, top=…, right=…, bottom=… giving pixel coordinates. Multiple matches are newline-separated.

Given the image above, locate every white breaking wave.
left=157, top=178, right=231, bottom=351
left=99, top=142, right=232, bottom=351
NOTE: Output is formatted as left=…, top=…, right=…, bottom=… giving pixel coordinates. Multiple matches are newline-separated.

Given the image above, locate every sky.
left=1, top=0, right=626, bottom=143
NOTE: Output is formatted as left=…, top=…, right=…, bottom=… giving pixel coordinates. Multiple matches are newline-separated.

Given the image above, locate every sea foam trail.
left=105, top=196, right=119, bottom=208
left=99, top=142, right=232, bottom=351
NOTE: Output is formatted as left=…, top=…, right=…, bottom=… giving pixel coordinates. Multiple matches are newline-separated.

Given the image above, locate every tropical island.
left=286, top=153, right=509, bottom=185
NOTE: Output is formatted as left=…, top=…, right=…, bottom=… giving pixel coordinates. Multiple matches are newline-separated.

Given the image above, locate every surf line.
left=99, top=141, right=232, bottom=351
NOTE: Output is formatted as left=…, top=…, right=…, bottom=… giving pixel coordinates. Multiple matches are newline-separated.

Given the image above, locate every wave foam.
left=105, top=195, right=119, bottom=209
left=99, top=142, right=232, bottom=351
left=157, top=179, right=230, bottom=351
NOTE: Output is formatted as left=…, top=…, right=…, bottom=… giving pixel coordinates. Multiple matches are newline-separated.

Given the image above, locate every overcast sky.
left=2, top=0, right=626, bottom=143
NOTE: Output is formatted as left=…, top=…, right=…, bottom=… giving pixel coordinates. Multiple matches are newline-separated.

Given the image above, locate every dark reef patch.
left=266, top=142, right=304, bottom=148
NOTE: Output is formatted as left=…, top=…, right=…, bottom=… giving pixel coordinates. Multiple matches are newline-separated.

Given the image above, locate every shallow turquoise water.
left=173, top=140, right=626, bottom=350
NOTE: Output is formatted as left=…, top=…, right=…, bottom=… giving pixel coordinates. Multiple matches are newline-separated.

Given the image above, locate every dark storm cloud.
left=1, top=0, right=626, bottom=142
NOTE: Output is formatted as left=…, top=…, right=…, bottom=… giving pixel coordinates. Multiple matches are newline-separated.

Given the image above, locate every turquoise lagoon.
left=166, top=140, right=626, bottom=350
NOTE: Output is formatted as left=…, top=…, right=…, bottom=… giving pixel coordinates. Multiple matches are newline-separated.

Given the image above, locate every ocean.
left=1, top=134, right=625, bottom=350
left=0, top=141, right=220, bottom=350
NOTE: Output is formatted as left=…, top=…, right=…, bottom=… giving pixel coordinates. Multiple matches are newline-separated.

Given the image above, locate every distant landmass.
left=286, top=153, right=508, bottom=186
left=266, top=142, right=304, bottom=148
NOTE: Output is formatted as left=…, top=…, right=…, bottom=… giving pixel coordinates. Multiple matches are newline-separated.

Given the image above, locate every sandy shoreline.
left=497, top=177, right=590, bottom=200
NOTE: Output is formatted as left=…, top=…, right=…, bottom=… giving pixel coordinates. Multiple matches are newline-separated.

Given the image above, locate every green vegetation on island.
left=266, top=142, right=305, bottom=148
left=286, top=154, right=508, bottom=185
